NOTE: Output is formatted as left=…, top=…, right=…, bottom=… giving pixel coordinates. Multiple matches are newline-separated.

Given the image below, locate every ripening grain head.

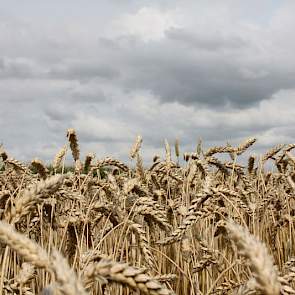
left=226, top=220, right=281, bottom=295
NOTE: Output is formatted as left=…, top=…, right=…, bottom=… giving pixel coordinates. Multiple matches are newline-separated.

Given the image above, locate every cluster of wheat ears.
left=0, top=129, right=295, bottom=294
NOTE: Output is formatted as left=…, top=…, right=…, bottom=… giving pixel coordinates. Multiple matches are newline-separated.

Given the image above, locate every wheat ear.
left=83, top=258, right=175, bottom=295
left=130, top=135, right=143, bottom=159
left=31, top=158, right=47, bottom=179
left=6, top=174, right=66, bottom=223
left=53, top=145, right=67, bottom=170
left=0, top=221, right=86, bottom=295
left=67, top=128, right=80, bottom=161
left=226, top=220, right=280, bottom=295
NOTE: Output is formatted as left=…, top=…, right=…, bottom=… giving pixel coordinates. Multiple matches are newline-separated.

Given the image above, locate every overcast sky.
left=1, top=0, right=295, bottom=163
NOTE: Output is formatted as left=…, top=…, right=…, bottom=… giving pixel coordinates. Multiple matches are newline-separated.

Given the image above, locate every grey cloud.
left=48, top=60, right=120, bottom=81
left=78, top=132, right=131, bottom=144
left=1, top=6, right=294, bottom=110
left=0, top=57, right=37, bottom=79
left=165, top=27, right=247, bottom=50
left=1, top=0, right=295, bottom=164
left=112, top=37, right=295, bottom=109
left=53, top=30, right=294, bottom=109
left=70, top=85, right=107, bottom=102
left=44, top=105, right=76, bottom=122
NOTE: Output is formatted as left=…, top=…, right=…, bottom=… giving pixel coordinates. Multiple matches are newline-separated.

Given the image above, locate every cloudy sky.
left=1, top=0, right=295, bottom=163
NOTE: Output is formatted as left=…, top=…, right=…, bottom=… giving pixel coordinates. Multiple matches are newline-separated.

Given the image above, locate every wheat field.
left=0, top=129, right=295, bottom=294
